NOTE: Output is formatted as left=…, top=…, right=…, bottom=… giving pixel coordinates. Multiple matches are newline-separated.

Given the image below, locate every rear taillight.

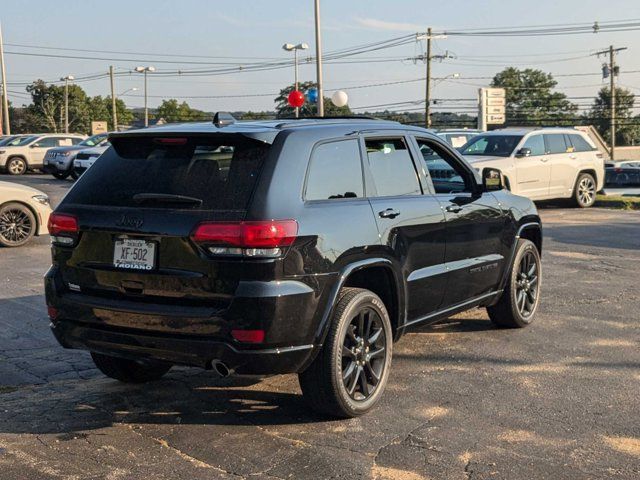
left=231, top=329, right=265, bottom=343
left=191, top=220, right=298, bottom=258
left=48, top=213, right=79, bottom=246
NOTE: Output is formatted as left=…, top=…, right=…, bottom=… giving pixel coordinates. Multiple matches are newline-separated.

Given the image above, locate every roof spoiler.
left=213, top=112, right=236, bottom=128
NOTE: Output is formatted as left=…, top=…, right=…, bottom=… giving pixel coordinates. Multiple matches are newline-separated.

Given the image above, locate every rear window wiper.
left=132, top=193, right=203, bottom=206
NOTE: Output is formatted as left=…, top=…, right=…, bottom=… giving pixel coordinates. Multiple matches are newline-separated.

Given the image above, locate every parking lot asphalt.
left=1, top=174, right=639, bottom=480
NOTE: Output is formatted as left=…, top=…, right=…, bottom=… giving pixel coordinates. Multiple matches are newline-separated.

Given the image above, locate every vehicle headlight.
left=32, top=195, right=50, bottom=206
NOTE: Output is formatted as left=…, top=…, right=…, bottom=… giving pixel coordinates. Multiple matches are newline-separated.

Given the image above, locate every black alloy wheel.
left=0, top=203, right=36, bottom=247
left=341, top=307, right=387, bottom=401
left=514, top=250, right=539, bottom=319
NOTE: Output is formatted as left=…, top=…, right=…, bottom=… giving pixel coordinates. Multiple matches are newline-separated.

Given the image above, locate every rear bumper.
left=45, top=266, right=330, bottom=374
left=51, top=319, right=314, bottom=374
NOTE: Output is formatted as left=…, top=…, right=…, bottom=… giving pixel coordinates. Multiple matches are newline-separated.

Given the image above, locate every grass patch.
left=595, top=195, right=640, bottom=210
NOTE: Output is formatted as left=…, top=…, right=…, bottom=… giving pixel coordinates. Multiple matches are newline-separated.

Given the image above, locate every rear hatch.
left=54, top=133, right=275, bottom=319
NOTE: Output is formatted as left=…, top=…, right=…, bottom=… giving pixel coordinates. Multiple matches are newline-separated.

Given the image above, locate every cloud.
left=355, top=17, right=425, bottom=32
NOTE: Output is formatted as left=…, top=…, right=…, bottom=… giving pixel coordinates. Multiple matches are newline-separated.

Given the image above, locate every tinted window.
left=35, top=137, right=60, bottom=148
left=6, top=136, right=36, bottom=146
left=80, top=134, right=108, bottom=147
left=305, top=140, right=363, bottom=200
left=365, top=138, right=421, bottom=197
left=64, top=135, right=269, bottom=210
left=544, top=134, right=568, bottom=154
left=417, top=138, right=473, bottom=194
left=461, top=135, right=523, bottom=157
left=521, top=135, right=545, bottom=156
left=568, top=134, right=595, bottom=152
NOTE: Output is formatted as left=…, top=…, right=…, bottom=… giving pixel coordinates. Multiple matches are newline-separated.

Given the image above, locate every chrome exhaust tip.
left=211, top=360, right=231, bottom=377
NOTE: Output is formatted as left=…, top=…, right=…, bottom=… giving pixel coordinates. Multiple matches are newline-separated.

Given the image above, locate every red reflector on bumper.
left=47, top=306, right=59, bottom=320
left=231, top=329, right=265, bottom=343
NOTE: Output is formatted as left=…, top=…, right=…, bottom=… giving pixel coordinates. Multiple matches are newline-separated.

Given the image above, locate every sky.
left=2, top=0, right=640, bottom=115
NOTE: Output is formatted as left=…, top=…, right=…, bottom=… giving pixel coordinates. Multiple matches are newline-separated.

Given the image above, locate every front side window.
left=305, top=139, right=363, bottom=200
left=365, top=137, right=421, bottom=197
left=417, top=138, right=473, bottom=194
left=460, top=135, right=523, bottom=157
left=521, top=135, right=545, bottom=156
left=544, top=134, right=568, bottom=154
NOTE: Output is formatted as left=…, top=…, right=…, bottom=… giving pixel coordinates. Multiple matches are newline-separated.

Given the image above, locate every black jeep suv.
left=45, top=117, right=542, bottom=417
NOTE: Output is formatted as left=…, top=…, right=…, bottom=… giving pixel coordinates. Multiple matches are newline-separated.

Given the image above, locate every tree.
left=588, top=87, right=639, bottom=146
left=491, top=68, right=577, bottom=126
left=25, top=80, right=94, bottom=133
left=156, top=99, right=209, bottom=123
left=274, top=81, right=352, bottom=118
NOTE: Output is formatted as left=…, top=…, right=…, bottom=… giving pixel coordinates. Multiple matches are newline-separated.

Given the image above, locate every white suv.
left=460, top=128, right=605, bottom=207
left=0, top=134, right=85, bottom=175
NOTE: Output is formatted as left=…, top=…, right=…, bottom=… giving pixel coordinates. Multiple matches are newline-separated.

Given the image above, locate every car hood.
left=0, top=180, right=47, bottom=199
left=78, top=145, right=109, bottom=155
left=47, top=145, right=87, bottom=154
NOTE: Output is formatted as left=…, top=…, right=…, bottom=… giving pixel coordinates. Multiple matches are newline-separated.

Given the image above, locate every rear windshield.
left=64, top=135, right=270, bottom=210
left=460, top=135, right=523, bottom=157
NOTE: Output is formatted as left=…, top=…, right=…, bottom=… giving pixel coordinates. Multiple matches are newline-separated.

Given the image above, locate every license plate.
left=113, top=238, right=156, bottom=271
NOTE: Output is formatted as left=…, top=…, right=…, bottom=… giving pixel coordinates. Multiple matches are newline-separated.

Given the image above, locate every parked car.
left=0, top=180, right=51, bottom=247
left=46, top=116, right=542, bottom=418
left=0, top=135, right=26, bottom=146
left=436, top=129, right=481, bottom=149
left=605, top=160, right=640, bottom=187
left=72, top=143, right=111, bottom=177
left=0, top=133, right=86, bottom=175
left=459, top=128, right=605, bottom=207
left=42, top=133, right=109, bottom=180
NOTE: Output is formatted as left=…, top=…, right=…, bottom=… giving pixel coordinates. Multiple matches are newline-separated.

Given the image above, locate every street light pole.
left=109, top=66, right=117, bottom=131
left=314, top=0, right=324, bottom=117
left=0, top=22, right=10, bottom=135
left=283, top=43, right=309, bottom=118
left=135, top=66, right=155, bottom=127
left=60, top=75, right=74, bottom=133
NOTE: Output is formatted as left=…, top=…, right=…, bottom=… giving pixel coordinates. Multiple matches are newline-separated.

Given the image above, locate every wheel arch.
left=314, top=258, right=404, bottom=347
left=574, top=169, right=598, bottom=189
left=4, top=154, right=29, bottom=173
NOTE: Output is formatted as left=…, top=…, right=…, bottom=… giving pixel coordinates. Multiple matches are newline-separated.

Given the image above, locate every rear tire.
left=0, top=202, right=36, bottom=247
left=299, top=287, right=392, bottom=418
left=70, top=170, right=80, bottom=180
left=573, top=172, right=596, bottom=208
left=91, top=352, right=171, bottom=383
left=487, top=239, right=541, bottom=328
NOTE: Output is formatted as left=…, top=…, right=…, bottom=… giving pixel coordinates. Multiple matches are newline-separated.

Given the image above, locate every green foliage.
left=274, top=81, right=352, bottom=117
left=155, top=99, right=209, bottom=123
left=588, top=87, right=639, bottom=145
left=491, top=68, right=577, bottom=126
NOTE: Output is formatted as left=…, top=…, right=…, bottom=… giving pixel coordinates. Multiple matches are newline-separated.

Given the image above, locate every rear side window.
left=63, top=135, right=269, bottom=210
left=568, top=134, right=595, bottom=152
left=521, top=135, right=545, bottom=156
left=305, top=139, right=363, bottom=200
left=365, top=138, right=421, bottom=197
left=544, top=134, right=568, bottom=154
left=36, top=137, right=60, bottom=148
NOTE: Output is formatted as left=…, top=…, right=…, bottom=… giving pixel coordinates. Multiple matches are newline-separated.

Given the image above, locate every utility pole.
left=314, top=0, right=324, bottom=117
left=60, top=75, right=74, bottom=133
left=109, top=66, right=118, bottom=131
left=135, top=66, right=155, bottom=127
left=0, top=22, right=10, bottom=135
left=413, top=29, right=449, bottom=129
left=594, top=45, right=627, bottom=160
left=425, top=27, right=432, bottom=129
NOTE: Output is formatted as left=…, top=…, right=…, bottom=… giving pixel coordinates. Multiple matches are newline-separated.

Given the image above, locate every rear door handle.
left=540, top=158, right=549, bottom=163
left=378, top=208, right=400, bottom=219
left=445, top=205, right=463, bottom=213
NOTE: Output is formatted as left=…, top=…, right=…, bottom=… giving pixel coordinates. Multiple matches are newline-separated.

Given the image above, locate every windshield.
left=0, top=136, right=18, bottom=146
left=5, top=135, right=38, bottom=147
left=461, top=135, right=523, bottom=157
left=80, top=133, right=108, bottom=147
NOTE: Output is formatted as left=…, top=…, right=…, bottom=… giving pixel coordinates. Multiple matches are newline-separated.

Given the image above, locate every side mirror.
left=515, top=147, right=531, bottom=158
left=482, top=167, right=504, bottom=192
left=30, top=143, right=40, bottom=148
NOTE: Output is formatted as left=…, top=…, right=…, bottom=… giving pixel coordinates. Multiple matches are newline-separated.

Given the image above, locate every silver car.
left=0, top=133, right=86, bottom=175
left=42, top=133, right=109, bottom=180
left=73, top=144, right=111, bottom=177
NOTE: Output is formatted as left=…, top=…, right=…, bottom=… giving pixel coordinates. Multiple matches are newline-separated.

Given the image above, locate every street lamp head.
left=297, top=43, right=309, bottom=50
left=452, top=73, right=460, bottom=79
left=135, top=66, right=145, bottom=73
left=282, top=43, right=295, bottom=51
left=135, top=66, right=155, bottom=73
left=60, top=75, right=74, bottom=81
left=147, top=66, right=156, bottom=72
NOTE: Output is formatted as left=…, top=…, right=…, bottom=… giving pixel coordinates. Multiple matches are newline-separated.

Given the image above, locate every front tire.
left=487, top=239, right=541, bottom=328
left=299, top=287, right=392, bottom=418
left=91, top=352, right=171, bottom=383
left=6, top=157, right=27, bottom=175
left=0, top=202, right=36, bottom=247
left=573, top=172, right=596, bottom=208
left=52, top=171, right=70, bottom=180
